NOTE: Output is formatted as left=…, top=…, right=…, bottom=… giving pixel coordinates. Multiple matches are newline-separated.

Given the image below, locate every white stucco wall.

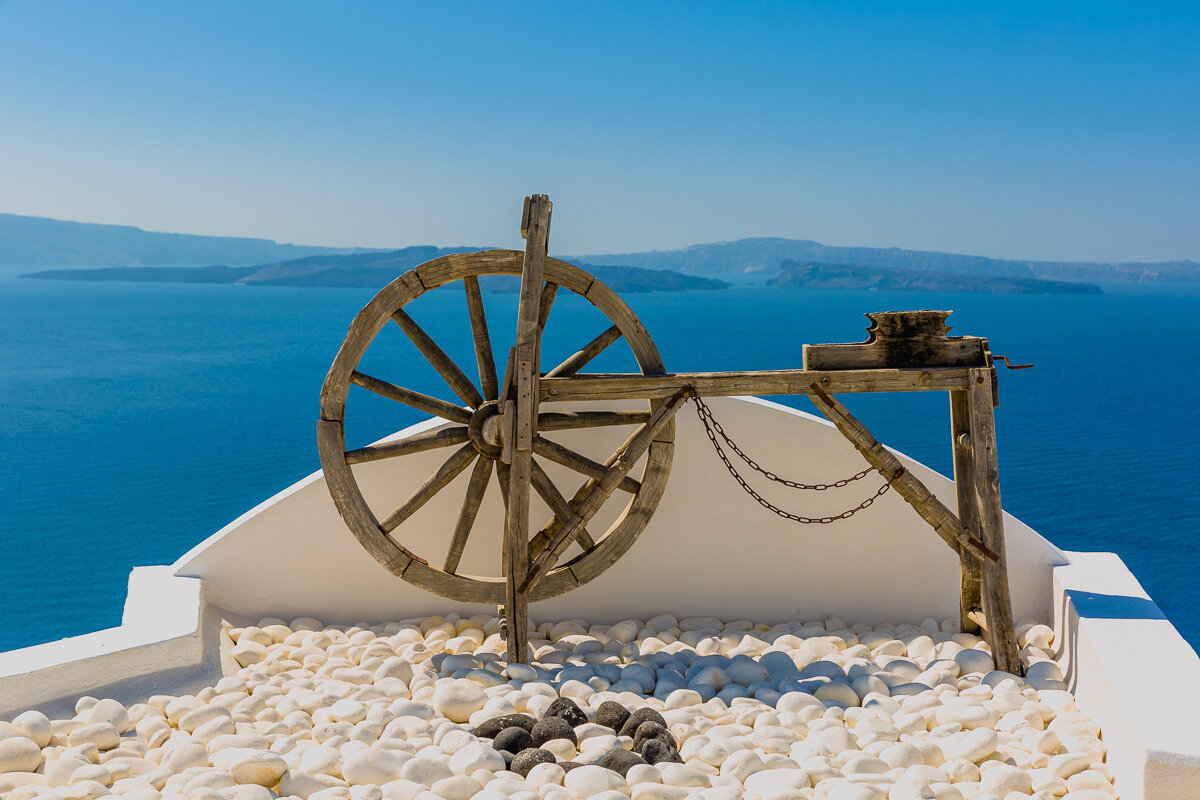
left=1053, top=552, right=1200, bottom=800
left=0, top=567, right=216, bottom=718
left=173, top=397, right=1067, bottom=626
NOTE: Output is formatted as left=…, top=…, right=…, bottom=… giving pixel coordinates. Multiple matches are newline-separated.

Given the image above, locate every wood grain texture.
left=536, top=281, right=558, bottom=337
left=544, top=325, right=623, bottom=378
left=540, top=368, right=973, bottom=402
left=529, top=457, right=594, bottom=549
left=804, top=338, right=988, bottom=370
left=379, top=443, right=478, bottom=534
left=522, top=391, right=686, bottom=592
left=444, top=456, right=493, bottom=574
left=536, top=410, right=651, bottom=431
left=967, top=368, right=1022, bottom=675
left=950, top=390, right=984, bottom=636
left=316, top=419, right=413, bottom=576
left=321, top=270, right=424, bottom=422
left=463, top=276, right=499, bottom=401
left=533, top=435, right=641, bottom=493
left=351, top=371, right=472, bottom=425
left=807, top=385, right=997, bottom=565
left=505, top=194, right=552, bottom=662
left=345, top=425, right=469, bottom=465
left=391, top=308, right=484, bottom=409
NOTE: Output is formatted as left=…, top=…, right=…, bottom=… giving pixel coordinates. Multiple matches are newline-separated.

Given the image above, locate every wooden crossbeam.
left=539, top=367, right=974, bottom=402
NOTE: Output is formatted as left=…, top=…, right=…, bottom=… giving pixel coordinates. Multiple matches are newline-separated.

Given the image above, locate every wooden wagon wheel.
left=317, top=249, right=675, bottom=606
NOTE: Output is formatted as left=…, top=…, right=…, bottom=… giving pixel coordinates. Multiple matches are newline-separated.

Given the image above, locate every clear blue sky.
left=0, top=1, right=1196, bottom=261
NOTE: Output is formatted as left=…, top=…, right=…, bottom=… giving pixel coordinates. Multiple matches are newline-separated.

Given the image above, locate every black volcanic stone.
left=497, top=749, right=515, bottom=768
left=474, top=714, right=537, bottom=739
left=641, top=738, right=683, bottom=765
left=543, top=697, right=588, bottom=728
left=510, top=748, right=556, bottom=777
left=598, top=748, right=647, bottom=777
left=559, top=761, right=583, bottom=773
left=531, top=715, right=577, bottom=746
left=618, top=707, right=667, bottom=738
left=595, top=701, right=632, bottom=733
left=632, top=721, right=677, bottom=753
left=493, top=726, right=535, bottom=754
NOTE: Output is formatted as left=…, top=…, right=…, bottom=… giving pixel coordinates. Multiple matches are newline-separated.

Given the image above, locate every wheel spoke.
left=532, top=435, right=641, bottom=493
left=351, top=371, right=472, bottom=425
left=537, top=410, right=651, bottom=431
left=345, top=426, right=469, bottom=465
left=499, top=346, right=517, bottom=402
left=530, top=458, right=595, bottom=549
left=444, top=456, right=493, bottom=574
left=544, top=325, right=623, bottom=378
left=379, top=443, right=477, bottom=534
left=537, top=282, right=557, bottom=336
left=496, top=461, right=512, bottom=512
left=463, top=277, right=499, bottom=401
left=523, top=390, right=687, bottom=592
left=392, top=308, right=484, bottom=408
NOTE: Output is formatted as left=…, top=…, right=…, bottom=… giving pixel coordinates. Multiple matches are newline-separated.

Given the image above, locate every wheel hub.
left=468, top=400, right=504, bottom=458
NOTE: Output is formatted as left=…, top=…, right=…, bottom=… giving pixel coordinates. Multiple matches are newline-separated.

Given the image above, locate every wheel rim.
left=318, top=250, right=674, bottom=603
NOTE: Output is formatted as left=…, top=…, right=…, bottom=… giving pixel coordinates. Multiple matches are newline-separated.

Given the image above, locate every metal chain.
left=687, top=389, right=890, bottom=524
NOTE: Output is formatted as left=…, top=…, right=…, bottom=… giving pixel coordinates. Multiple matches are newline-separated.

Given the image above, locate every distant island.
left=578, top=237, right=1199, bottom=284
left=0, top=212, right=363, bottom=266
left=8, top=210, right=1194, bottom=291
left=23, top=251, right=731, bottom=294
left=769, top=260, right=1103, bottom=295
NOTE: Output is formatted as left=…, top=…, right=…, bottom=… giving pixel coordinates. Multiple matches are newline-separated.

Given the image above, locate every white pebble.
left=432, top=680, right=487, bottom=723
left=0, top=736, right=42, bottom=772
left=564, top=765, right=630, bottom=798
left=227, top=751, right=288, bottom=786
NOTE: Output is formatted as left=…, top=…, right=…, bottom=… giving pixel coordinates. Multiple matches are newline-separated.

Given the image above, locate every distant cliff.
left=768, top=260, right=1103, bottom=295
left=24, top=253, right=730, bottom=294
left=579, top=237, right=1197, bottom=283
left=0, top=213, right=361, bottom=266
left=27, top=265, right=257, bottom=283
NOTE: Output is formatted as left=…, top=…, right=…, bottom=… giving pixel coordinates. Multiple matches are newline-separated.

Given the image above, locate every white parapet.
left=1054, top=551, right=1200, bottom=800
left=0, top=566, right=213, bottom=718
left=172, top=397, right=1067, bottom=626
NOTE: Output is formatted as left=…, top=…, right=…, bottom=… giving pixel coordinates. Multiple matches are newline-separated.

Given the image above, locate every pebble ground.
left=0, top=613, right=1118, bottom=800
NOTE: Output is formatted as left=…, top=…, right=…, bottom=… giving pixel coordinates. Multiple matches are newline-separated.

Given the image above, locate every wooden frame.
left=319, top=195, right=1022, bottom=672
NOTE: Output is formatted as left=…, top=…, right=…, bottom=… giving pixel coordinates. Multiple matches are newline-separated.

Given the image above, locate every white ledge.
left=0, top=566, right=209, bottom=718
left=1055, top=551, right=1200, bottom=800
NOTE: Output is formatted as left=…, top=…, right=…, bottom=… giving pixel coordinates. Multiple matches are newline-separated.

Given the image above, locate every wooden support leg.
left=504, top=445, right=532, bottom=663
left=502, top=194, right=552, bottom=664
left=808, top=385, right=997, bottom=565
left=950, top=390, right=984, bottom=636
left=967, top=368, right=1022, bottom=675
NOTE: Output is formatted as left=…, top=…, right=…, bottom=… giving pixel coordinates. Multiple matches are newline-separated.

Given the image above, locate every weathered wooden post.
left=502, top=194, right=552, bottom=663
left=966, top=367, right=1021, bottom=673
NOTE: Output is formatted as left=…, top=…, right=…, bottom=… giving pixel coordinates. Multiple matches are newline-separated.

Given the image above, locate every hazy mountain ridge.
left=578, top=237, right=1199, bottom=283
left=9, top=212, right=1196, bottom=287
left=24, top=252, right=730, bottom=294
left=26, top=265, right=257, bottom=283
left=0, top=213, right=363, bottom=266
left=770, top=260, right=1102, bottom=295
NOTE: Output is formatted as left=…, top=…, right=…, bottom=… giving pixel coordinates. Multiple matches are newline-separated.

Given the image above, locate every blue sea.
left=1, top=265, right=1197, bottom=653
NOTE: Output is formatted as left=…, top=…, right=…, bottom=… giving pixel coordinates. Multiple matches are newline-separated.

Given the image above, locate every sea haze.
left=0, top=267, right=1197, bottom=652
